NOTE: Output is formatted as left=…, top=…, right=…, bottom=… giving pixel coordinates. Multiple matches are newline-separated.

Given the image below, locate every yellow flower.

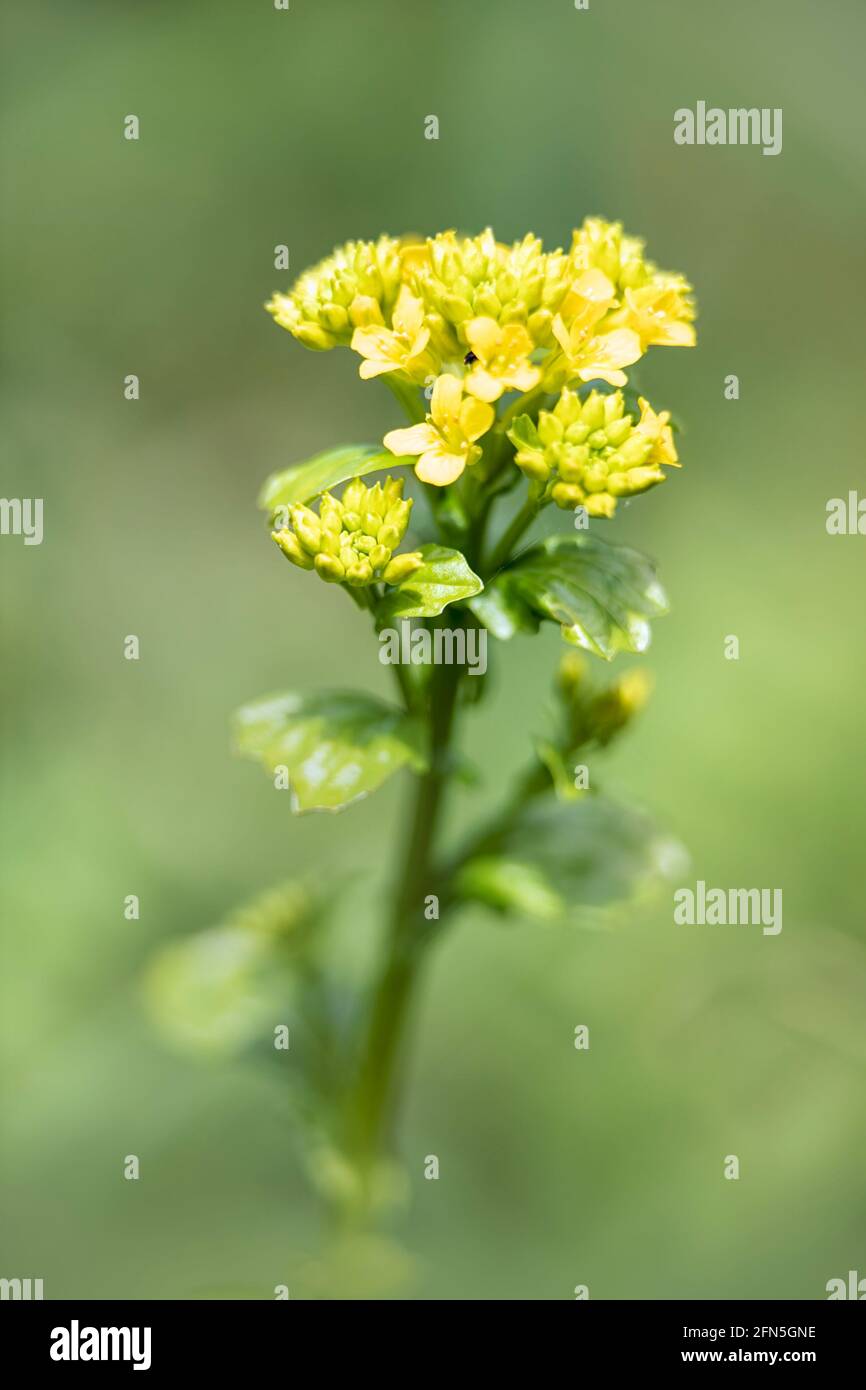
left=570, top=218, right=696, bottom=350
left=547, top=269, right=642, bottom=389
left=463, top=318, right=541, bottom=402
left=384, top=374, right=495, bottom=486
left=612, top=277, right=696, bottom=349
left=632, top=396, right=680, bottom=467
left=350, top=285, right=438, bottom=383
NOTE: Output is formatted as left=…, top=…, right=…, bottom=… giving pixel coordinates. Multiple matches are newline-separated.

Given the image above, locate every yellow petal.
left=658, top=320, right=696, bottom=347
left=384, top=423, right=439, bottom=457
left=552, top=313, right=571, bottom=354
left=512, top=361, right=542, bottom=392
left=351, top=326, right=392, bottom=358
left=459, top=397, right=496, bottom=442
left=577, top=363, right=629, bottom=388
left=577, top=328, right=643, bottom=383
left=465, top=316, right=502, bottom=360
left=406, top=325, right=431, bottom=358
left=465, top=368, right=503, bottom=403
left=430, top=373, right=463, bottom=427
left=499, top=323, right=535, bottom=357
left=392, top=285, right=425, bottom=338
left=415, top=446, right=466, bottom=486
left=572, top=268, right=616, bottom=303
left=358, top=357, right=396, bottom=379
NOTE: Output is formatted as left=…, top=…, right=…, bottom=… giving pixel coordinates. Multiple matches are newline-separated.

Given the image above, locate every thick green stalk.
left=343, top=377, right=533, bottom=1196
left=345, top=643, right=462, bottom=1183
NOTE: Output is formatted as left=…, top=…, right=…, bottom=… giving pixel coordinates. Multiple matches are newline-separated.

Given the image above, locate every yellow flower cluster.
left=509, top=388, right=679, bottom=517
left=266, top=236, right=407, bottom=350
left=272, top=476, right=422, bottom=587
left=267, top=221, right=695, bottom=491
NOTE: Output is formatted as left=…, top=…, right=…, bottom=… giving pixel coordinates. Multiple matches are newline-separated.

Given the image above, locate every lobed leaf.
left=470, top=532, right=668, bottom=659
left=234, top=690, right=427, bottom=813
left=377, top=543, right=483, bottom=622
left=456, top=794, right=685, bottom=925
left=258, top=444, right=395, bottom=512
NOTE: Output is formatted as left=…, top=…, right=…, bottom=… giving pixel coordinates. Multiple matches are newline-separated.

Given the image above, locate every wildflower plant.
left=148, top=220, right=695, bottom=1227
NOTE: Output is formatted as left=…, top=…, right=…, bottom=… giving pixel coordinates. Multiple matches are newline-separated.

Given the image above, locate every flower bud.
left=272, top=529, right=314, bottom=569
left=272, top=476, right=420, bottom=591
left=550, top=650, right=652, bottom=761
left=475, top=288, right=501, bottom=319
left=342, top=479, right=367, bottom=513
left=319, top=303, right=350, bottom=334
left=344, top=558, right=374, bottom=586
left=382, top=551, right=424, bottom=585
left=314, top=553, right=345, bottom=582
left=407, top=228, right=579, bottom=355
left=290, top=505, right=322, bottom=555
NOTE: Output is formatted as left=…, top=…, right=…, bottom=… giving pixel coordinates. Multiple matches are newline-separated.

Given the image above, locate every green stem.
left=484, top=485, right=542, bottom=576
left=345, top=642, right=463, bottom=1185
left=495, top=383, right=546, bottom=438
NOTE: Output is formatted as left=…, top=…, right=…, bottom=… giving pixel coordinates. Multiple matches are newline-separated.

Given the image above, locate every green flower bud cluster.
left=267, top=236, right=406, bottom=350
left=508, top=387, right=677, bottom=519
left=555, top=652, right=652, bottom=749
left=272, top=476, right=423, bottom=587
left=409, top=229, right=574, bottom=353
left=536, top=652, right=653, bottom=800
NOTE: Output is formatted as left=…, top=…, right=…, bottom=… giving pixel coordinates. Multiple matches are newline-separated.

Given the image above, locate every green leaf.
left=377, top=543, right=483, bottom=621
left=456, top=856, right=564, bottom=920
left=142, top=880, right=324, bottom=1059
left=456, top=794, right=685, bottom=925
left=507, top=414, right=542, bottom=451
left=258, top=444, right=395, bottom=512
left=143, top=924, right=289, bottom=1057
left=234, top=690, right=427, bottom=813
left=470, top=533, right=668, bottom=659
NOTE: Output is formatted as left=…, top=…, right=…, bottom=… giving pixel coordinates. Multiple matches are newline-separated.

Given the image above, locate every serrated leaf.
left=456, top=795, right=686, bottom=925
left=470, top=532, right=668, bottom=659
left=377, top=543, right=483, bottom=621
left=234, top=690, right=427, bottom=813
left=258, top=445, right=395, bottom=512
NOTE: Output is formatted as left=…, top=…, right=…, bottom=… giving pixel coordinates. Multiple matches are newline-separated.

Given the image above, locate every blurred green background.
left=2, top=0, right=865, bottom=1300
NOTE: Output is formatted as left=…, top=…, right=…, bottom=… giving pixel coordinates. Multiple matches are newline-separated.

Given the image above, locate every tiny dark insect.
left=464, top=351, right=478, bottom=365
